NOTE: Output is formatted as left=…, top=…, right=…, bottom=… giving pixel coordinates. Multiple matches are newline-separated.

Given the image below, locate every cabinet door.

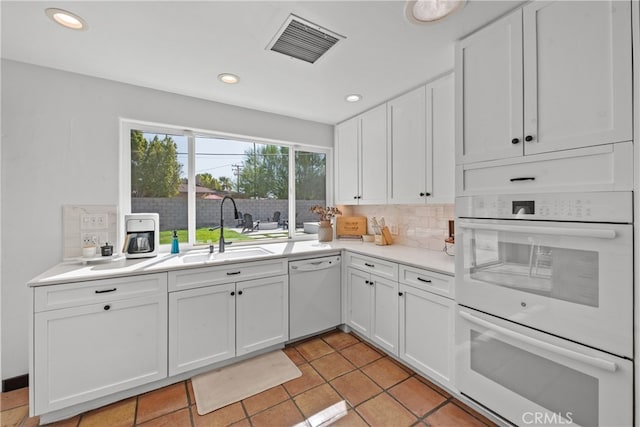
left=360, top=104, right=388, bottom=204
left=236, top=275, right=288, bottom=356
left=523, top=0, right=632, bottom=155
left=399, top=284, right=454, bottom=387
left=388, top=86, right=427, bottom=204
left=346, top=267, right=372, bottom=336
left=428, top=73, right=455, bottom=204
left=456, top=10, right=523, bottom=164
left=371, top=276, right=399, bottom=356
left=168, top=284, right=236, bottom=376
left=335, top=118, right=360, bottom=204
left=34, top=295, right=167, bottom=414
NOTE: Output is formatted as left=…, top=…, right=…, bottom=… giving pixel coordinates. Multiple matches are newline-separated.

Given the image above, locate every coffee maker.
left=124, top=213, right=159, bottom=259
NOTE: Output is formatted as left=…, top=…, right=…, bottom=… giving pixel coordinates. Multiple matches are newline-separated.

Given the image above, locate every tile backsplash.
left=63, top=205, right=118, bottom=259
left=338, top=204, right=455, bottom=251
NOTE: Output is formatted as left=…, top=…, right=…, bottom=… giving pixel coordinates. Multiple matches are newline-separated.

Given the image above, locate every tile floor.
left=1, top=330, right=496, bottom=427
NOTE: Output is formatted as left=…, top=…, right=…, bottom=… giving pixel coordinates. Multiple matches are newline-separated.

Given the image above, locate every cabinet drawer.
left=345, top=252, right=398, bottom=281
left=399, top=265, right=453, bottom=299
left=457, top=142, right=632, bottom=195
left=34, top=273, right=167, bottom=312
left=168, top=258, right=288, bottom=292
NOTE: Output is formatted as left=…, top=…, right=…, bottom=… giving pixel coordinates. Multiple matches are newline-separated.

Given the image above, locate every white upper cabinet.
left=334, top=104, right=387, bottom=205
left=456, top=0, right=632, bottom=164
left=388, top=86, right=428, bottom=204
left=522, top=0, right=632, bottom=155
left=389, top=74, right=455, bottom=204
left=456, top=11, right=523, bottom=164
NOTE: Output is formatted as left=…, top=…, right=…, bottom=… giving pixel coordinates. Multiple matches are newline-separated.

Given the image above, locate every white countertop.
left=28, top=240, right=455, bottom=287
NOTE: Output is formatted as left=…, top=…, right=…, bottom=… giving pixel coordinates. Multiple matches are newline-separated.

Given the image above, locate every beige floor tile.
left=294, top=338, right=334, bottom=362
left=388, top=377, right=447, bottom=417
left=321, top=331, right=360, bottom=351
left=356, top=393, right=417, bottom=427
left=0, top=388, right=28, bottom=411
left=192, top=402, right=245, bottom=427
left=310, top=352, right=355, bottom=381
left=330, top=370, right=382, bottom=407
left=0, top=404, right=28, bottom=427
left=137, top=408, right=191, bottom=427
left=241, top=385, right=289, bottom=416
left=78, top=397, right=136, bottom=427
left=293, top=383, right=343, bottom=419
left=339, top=342, right=383, bottom=368
left=282, top=346, right=306, bottom=366
left=250, top=400, right=304, bottom=427
left=426, top=403, right=489, bottom=427
left=136, top=383, right=189, bottom=424
left=361, top=357, right=411, bottom=389
left=283, top=364, right=325, bottom=397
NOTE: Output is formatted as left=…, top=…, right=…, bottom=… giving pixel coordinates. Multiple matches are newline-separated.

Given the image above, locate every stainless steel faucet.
left=219, top=196, right=240, bottom=253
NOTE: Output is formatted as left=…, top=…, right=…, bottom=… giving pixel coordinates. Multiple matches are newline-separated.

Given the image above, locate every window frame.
left=119, top=118, right=333, bottom=250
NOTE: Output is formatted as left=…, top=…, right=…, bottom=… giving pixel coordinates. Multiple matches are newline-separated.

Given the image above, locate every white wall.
left=0, top=59, right=333, bottom=380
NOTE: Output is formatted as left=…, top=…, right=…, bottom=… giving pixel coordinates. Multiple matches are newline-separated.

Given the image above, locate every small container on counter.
left=101, top=242, right=114, bottom=257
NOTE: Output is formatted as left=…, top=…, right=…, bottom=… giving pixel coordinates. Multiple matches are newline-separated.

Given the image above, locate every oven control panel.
left=456, top=192, right=632, bottom=223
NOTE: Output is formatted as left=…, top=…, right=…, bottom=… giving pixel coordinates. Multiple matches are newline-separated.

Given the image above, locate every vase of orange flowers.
left=310, top=205, right=342, bottom=242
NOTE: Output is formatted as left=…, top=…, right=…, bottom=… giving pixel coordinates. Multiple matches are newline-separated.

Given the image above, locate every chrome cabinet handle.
left=459, top=311, right=617, bottom=372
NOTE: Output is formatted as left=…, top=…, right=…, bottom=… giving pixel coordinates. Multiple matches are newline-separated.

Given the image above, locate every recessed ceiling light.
left=45, top=8, right=88, bottom=31
left=405, top=0, right=466, bottom=24
left=345, top=94, right=362, bottom=103
left=218, top=73, right=240, bottom=84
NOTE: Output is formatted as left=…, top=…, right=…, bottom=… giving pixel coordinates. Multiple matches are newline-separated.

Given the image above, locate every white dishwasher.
left=289, top=255, right=341, bottom=341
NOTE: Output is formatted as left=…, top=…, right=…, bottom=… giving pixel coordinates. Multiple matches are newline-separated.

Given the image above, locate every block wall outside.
left=131, top=198, right=325, bottom=231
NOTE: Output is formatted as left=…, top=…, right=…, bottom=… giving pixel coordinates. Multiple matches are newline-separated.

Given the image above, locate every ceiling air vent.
left=267, top=14, right=345, bottom=64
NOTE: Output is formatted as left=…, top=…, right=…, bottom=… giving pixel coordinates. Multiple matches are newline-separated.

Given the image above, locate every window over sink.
left=121, top=120, right=330, bottom=248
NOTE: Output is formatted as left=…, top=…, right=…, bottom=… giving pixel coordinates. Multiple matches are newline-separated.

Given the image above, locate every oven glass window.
left=468, top=230, right=598, bottom=307
left=470, top=330, right=598, bottom=426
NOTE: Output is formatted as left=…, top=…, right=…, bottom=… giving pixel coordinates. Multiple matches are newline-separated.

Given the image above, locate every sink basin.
left=177, top=246, right=273, bottom=264
left=216, top=246, right=273, bottom=259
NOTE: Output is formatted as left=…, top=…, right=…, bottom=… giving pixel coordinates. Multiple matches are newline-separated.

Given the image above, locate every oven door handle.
left=459, top=222, right=616, bottom=239
left=459, top=311, right=617, bottom=372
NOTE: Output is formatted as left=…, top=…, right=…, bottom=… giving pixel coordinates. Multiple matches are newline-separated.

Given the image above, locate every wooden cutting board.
left=336, top=216, right=367, bottom=238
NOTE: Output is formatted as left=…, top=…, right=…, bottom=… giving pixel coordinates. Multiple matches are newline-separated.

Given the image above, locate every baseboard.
left=2, top=374, right=28, bottom=392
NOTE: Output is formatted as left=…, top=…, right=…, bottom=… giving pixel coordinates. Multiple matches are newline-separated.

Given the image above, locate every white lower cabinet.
left=236, top=275, right=289, bottom=356
left=168, top=283, right=236, bottom=375
left=169, top=274, right=288, bottom=375
left=346, top=266, right=399, bottom=356
left=33, top=273, right=168, bottom=415
left=399, top=283, right=455, bottom=388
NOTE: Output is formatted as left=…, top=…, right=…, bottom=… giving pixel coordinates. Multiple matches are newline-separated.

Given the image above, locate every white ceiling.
left=1, top=1, right=524, bottom=124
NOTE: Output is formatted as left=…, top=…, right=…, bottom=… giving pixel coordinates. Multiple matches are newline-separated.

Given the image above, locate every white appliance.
left=456, top=306, right=633, bottom=427
left=455, top=191, right=633, bottom=426
left=124, top=213, right=160, bottom=259
left=289, top=255, right=341, bottom=340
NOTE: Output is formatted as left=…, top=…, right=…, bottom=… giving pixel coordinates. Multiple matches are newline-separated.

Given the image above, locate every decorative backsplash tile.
left=62, top=205, right=118, bottom=259
left=338, top=204, right=455, bottom=251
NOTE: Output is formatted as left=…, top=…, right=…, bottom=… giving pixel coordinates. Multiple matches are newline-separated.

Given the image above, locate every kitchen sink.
left=178, top=246, right=273, bottom=264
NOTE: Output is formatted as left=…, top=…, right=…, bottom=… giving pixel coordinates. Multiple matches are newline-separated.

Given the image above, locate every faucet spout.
left=219, top=196, right=239, bottom=253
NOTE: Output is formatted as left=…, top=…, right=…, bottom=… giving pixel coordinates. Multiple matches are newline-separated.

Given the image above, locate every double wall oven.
left=455, top=192, right=633, bottom=426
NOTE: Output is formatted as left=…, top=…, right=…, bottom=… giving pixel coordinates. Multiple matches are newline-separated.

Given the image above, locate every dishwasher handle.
left=290, top=258, right=341, bottom=272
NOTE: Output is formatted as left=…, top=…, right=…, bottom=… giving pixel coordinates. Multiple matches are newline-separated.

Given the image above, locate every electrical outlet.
left=389, top=224, right=398, bottom=235
left=81, top=232, right=108, bottom=247
left=80, top=214, right=108, bottom=230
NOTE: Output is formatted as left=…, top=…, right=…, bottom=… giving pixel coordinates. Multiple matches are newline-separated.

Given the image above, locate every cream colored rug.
left=191, top=350, right=302, bottom=415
